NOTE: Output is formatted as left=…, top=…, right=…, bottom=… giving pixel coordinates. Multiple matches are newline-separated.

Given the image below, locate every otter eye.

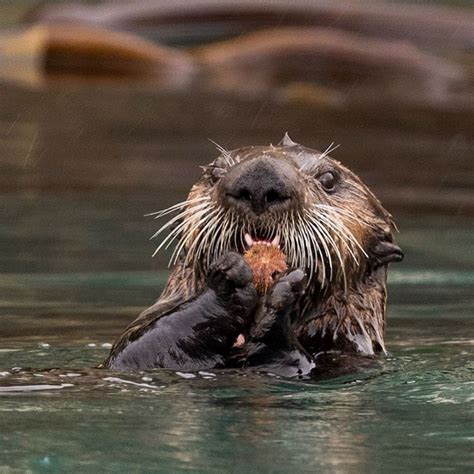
left=318, top=171, right=337, bottom=192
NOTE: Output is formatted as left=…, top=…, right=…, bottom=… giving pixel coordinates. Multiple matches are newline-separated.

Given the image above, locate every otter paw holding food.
left=208, top=251, right=258, bottom=310
left=106, top=252, right=258, bottom=371
left=235, top=269, right=316, bottom=378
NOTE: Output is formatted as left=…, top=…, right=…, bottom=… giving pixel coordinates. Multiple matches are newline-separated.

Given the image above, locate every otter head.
left=152, top=135, right=403, bottom=355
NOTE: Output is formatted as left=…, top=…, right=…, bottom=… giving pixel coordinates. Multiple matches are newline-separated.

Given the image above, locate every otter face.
left=151, top=135, right=402, bottom=292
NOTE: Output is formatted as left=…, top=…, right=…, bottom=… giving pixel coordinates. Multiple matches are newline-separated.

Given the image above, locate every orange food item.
left=244, top=244, right=288, bottom=294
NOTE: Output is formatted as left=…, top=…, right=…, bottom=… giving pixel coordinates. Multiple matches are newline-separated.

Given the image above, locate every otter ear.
left=278, top=132, right=298, bottom=147
left=369, top=240, right=404, bottom=268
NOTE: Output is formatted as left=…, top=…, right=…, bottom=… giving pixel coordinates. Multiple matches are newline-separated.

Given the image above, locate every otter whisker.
left=307, top=214, right=347, bottom=290
left=215, top=214, right=229, bottom=259
left=302, top=216, right=323, bottom=285
left=162, top=212, right=214, bottom=266
left=299, top=143, right=340, bottom=172
left=146, top=196, right=211, bottom=218
left=305, top=214, right=332, bottom=285
left=153, top=205, right=212, bottom=242
left=168, top=221, right=202, bottom=270
left=295, top=217, right=310, bottom=272
left=193, top=209, right=226, bottom=268
left=265, top=226, right=274, bottom=240
left=288, top=218, right=297, bottom=267
left=305, top=212, right=334, bottom=283
left=222, top=216, right=237, bottom=256
left=206, top=213, right=225, bottom=263
left=211, top=211, right=233, bottom=263
left=170, top=207, right=216, bottom=258
left=146, top=200, right=205, bottom=219
left=208, top=139, right=235, bottom=167
left=317, top=212, right=362, bottom=265
left=318, top=214, right=359, bottom=263
left=295, top=214, right=306, bottom=270
left=309, top=226, right=325, bottom=284
left=299, top=218, right=315, bottom=282
left=188, top=210, right=222, bottom=264
left=205, top=210, right=229, bottom=268
left=154, top=208, right=211, bottom=259
left=150, top=202, right=211, bottom=239
left=164, top=218, right=203, bottom=252
left=238, top=220, right=246, bottom=253
left=228, top=213, right=238, bottom=253
left=320, top=209, right=369, bottom=259
left=281, top=214, right=291, bottom=263
left=318, top=142, right=340, bottom=160
left=288, top=212, right=299, bottom=267
left=225, top=215, right=239, bottom=255
left=312, top=219, right=340, bottom=281
left=296, top=218, right=313, bottom=275
left=281, top=215, right=292, bottom=264
left=300, top=216, right=320, bottom=284
left=315, top=204, right=373, bottom=228
left=151, top=210, right=211, bottom=258
left=179, top=208, right=218, bottom=267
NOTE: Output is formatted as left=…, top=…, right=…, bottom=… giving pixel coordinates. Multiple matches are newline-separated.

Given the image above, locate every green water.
left=1, top=192, right=473, bottom=472
left=0, top=0, right=473, bottom=467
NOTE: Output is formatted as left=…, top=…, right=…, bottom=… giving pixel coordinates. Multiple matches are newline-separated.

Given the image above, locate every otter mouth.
left=243, top=233, right=281, bottom=250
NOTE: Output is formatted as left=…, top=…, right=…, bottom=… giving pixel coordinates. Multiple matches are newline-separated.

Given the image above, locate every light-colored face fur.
left=150, top=137, right=401, bottom=355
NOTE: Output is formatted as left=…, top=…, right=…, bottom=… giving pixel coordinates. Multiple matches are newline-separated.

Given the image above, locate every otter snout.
left=221, top=156, right=299, bottom=215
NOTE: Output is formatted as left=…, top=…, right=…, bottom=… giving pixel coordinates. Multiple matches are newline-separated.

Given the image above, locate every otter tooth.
left=244, top=233, right=254, bottom=248
left=272, top=235, right=280, bottom=247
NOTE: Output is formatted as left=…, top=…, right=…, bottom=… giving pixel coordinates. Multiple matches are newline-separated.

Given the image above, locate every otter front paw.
left=267, top=268, right=306, bottom=310
left=240, top=268, right=315, bottom=377
left=208, top=252, right=258, bottom=309
left=250, top=268, right=306, bottom=342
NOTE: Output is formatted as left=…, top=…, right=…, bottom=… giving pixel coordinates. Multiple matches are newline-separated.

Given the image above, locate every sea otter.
left=103, top=135, right=403, bottom=377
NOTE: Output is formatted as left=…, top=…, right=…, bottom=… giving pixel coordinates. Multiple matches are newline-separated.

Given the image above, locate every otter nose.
left=222, top=157, right=296, bottom=214
left=230, top=185, right=289, bottom=214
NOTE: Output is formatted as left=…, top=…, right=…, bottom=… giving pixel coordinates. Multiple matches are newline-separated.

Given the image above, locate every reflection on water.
left=1, top=190, right=473, bottom=472
left=0, top=329, right=472, bottom=473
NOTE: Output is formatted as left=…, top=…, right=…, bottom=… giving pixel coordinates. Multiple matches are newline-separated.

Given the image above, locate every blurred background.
left=0, top=1, right=472, bottom=472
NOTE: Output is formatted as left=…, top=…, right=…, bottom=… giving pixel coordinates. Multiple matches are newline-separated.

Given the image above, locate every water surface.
left=1, top=191, right=473, bottom=472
